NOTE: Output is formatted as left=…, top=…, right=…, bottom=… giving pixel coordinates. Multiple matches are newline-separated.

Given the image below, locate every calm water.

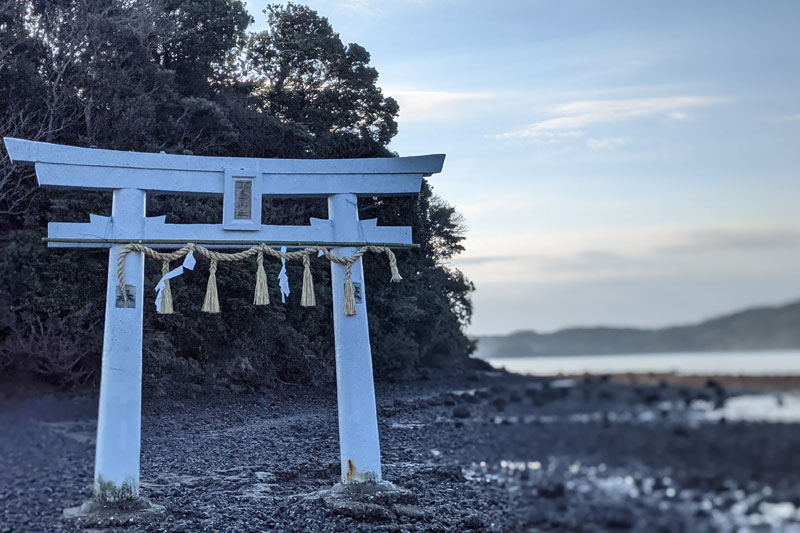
left=484, top=350, right=800, bottom=376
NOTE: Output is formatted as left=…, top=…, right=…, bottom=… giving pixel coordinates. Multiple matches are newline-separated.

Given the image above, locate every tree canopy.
left=0, top=1, right=476, bottom=390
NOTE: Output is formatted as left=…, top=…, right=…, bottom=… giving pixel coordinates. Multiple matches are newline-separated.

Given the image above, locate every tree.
left=246, top=3, right=398, bottom=158
left=0, top=1, right=476, bottom=390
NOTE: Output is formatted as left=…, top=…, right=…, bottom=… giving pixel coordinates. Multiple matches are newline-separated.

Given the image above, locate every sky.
left=243, top=0, right=800, bottom=335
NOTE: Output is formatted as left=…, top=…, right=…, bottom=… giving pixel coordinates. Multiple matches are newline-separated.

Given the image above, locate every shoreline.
left=2, top=368, right=799, bottom=531
left=600, top=372, right=800, bottom=391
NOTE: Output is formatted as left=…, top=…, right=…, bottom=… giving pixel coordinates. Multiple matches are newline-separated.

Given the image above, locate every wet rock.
left=319, top=483, right=417, bottom=523
left=642, top=391, right=661, bottom=404
left=452, top=406, right=471, bottom=419
left=600, top=506, right=635, bottom=530
left=426, top=397, right=441, bottom=407
left=537, top=482, right=565, bottom=499
left=428, top=465, right=465, bottom=482
left=672, top=426, right=689, bottom=438
left=327, top=500, right=392, bottom=521
left=392, top=504, right=427, bottom=519
left=463, top=393, right=480, bottom=404
left=490, top=398, right=507, bottom=411
left=462, top=513, right=486, bottom=529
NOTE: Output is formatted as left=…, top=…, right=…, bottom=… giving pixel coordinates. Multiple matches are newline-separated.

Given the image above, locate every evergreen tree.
left=0, top=1, right=475, bottom=389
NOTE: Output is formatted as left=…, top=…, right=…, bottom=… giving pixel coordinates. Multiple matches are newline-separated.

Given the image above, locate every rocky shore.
left=2, top=370, right=800, bottom=532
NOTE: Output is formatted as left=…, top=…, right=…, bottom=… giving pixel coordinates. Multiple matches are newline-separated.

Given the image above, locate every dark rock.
left=392, top=504, right=427, bottom=519
left=452, top=406, right=471, bottom=419
left=642, top=391, right=660, bottom=404
left=538, top=482, right=565, bottom=499
left=673, top=426, right=689, bottom=438
left=327, top=500, right=392, bottom=521
left=429, top=465, right=465, bottom=482
left=490, top=398, right=507, bottom=411
left=462, top=513, right=486, bottom=529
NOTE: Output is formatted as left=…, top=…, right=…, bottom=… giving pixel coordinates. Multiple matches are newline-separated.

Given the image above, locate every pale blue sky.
left=245, top=0, right=800, bottom=334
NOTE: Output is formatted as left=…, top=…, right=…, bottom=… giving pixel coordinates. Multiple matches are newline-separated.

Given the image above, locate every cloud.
left=668, top=111, right=691, bottom=120
left=338, top=0, right=450, bottom=14
left=456, top=255, right=521, bottom=266
left=659, top=227, right=800, bottom=254
left=451, top=224, right=800, bottom=285
left=388, top=90, right=496, bottom=123
left=494, top=96, right=716, bottom=141
left=587, top=136, right=628, bottom=150
left=778, top=113, right=800, bottom=122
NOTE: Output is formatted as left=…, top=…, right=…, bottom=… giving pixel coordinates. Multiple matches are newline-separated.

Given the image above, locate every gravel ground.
left=2, top=370, right=800, bottom=532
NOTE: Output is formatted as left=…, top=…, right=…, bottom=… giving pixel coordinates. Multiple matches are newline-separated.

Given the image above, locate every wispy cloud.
left=338, top=0, right=452, bottom=14
left=587, top=136, right=629, bottom=150
left=658, top=227, right=800, bottom=254
left=494, top=96, right=717, bottom=141
left=778, top=113, right=800, bottom=122
left=668, top=111, right=691, bottom=121
left=452, top=224, right=800, bottom=284
left=388, top=90, right=496, bottom=123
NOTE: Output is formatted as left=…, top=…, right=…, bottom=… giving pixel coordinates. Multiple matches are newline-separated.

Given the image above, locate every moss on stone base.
left=94, top=475, right=138, bottom=503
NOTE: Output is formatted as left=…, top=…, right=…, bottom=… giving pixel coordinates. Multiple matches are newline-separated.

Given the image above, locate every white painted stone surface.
left=329, top=194, right=382, bottom=482
left=4, top=138, right=443, bottom=196
left=46, top=216, right=412, bottom=248
left=95, top=189, right=146, bottom=498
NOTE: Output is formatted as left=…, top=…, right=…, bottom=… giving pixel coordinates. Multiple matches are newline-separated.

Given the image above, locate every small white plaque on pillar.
left=350, top=282, right=363, bottom=304
left=115, top=285, right=136, bottom=308
left=223, top=168, right=260, bottom=231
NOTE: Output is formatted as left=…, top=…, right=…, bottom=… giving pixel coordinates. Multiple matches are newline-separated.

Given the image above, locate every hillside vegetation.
left=476, top=300, right=800, bottom=358
left=0, top=1, right=475, bottom=390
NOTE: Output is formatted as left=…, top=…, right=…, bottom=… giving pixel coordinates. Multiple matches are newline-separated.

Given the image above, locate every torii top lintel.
left=3, top=138, right=445, bottom=197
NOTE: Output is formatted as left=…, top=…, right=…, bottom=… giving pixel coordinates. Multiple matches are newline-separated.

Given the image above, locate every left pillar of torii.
left=3, top=137, right=444, bottom=502
left=97, top=188, right=147, bottom=498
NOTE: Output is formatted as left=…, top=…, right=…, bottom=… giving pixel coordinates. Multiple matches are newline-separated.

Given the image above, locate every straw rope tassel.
left=300, top=254, right=316, bottom=307
left=113, top=242, right=406, bottom=316
left=384, top=247, right=402, bottom=283
left=160, top=260, right=174, bottom=314
left=202, top=259, right=220, bottom=313
left=254, top=250, right=270, bottom=305
left=343, top=263, right=357, bottom=316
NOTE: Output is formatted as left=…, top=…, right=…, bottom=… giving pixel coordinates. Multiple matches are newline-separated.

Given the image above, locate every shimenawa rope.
left=116, top=243, right=402, bottom=316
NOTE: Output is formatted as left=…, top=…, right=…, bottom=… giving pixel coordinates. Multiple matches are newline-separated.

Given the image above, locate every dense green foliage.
left=0, top=1, right=475, bottom=390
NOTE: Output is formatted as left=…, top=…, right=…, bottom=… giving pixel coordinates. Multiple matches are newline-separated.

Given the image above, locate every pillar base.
left=63, top=497, right=165, bottom=525
left=298, top=481, right=417, bottom=522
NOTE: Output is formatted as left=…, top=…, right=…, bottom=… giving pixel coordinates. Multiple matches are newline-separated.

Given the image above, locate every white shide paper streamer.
left=278, top=245, right=290, bottom=303
left=155, top=250, right=196, bottom=312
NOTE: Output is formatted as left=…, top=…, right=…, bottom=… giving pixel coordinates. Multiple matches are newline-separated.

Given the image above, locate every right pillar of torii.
left=4, top=137, right=445, bottom=498
left=329, top=193, right=382, bottom=482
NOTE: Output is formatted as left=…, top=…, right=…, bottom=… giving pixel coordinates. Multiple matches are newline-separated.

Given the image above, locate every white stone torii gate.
left=3, top=137, right=444, bottom=499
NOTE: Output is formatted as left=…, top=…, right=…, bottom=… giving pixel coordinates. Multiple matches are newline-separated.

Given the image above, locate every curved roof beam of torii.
left=3, top=138, right=445, bottom=197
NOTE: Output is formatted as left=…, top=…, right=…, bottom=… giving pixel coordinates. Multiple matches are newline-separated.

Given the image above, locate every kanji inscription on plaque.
left=234, top=180, right=252, bottom=219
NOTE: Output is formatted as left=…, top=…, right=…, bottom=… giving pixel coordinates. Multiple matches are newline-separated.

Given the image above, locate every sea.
left=483, top=349, right=800, bottom=376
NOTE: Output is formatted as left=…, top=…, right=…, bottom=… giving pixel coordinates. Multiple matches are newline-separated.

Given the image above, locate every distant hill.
left=475, top=300, right=800, bottom=359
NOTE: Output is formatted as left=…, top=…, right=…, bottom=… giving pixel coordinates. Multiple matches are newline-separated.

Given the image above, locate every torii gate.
left=4, top=137, right=444, bottom=500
